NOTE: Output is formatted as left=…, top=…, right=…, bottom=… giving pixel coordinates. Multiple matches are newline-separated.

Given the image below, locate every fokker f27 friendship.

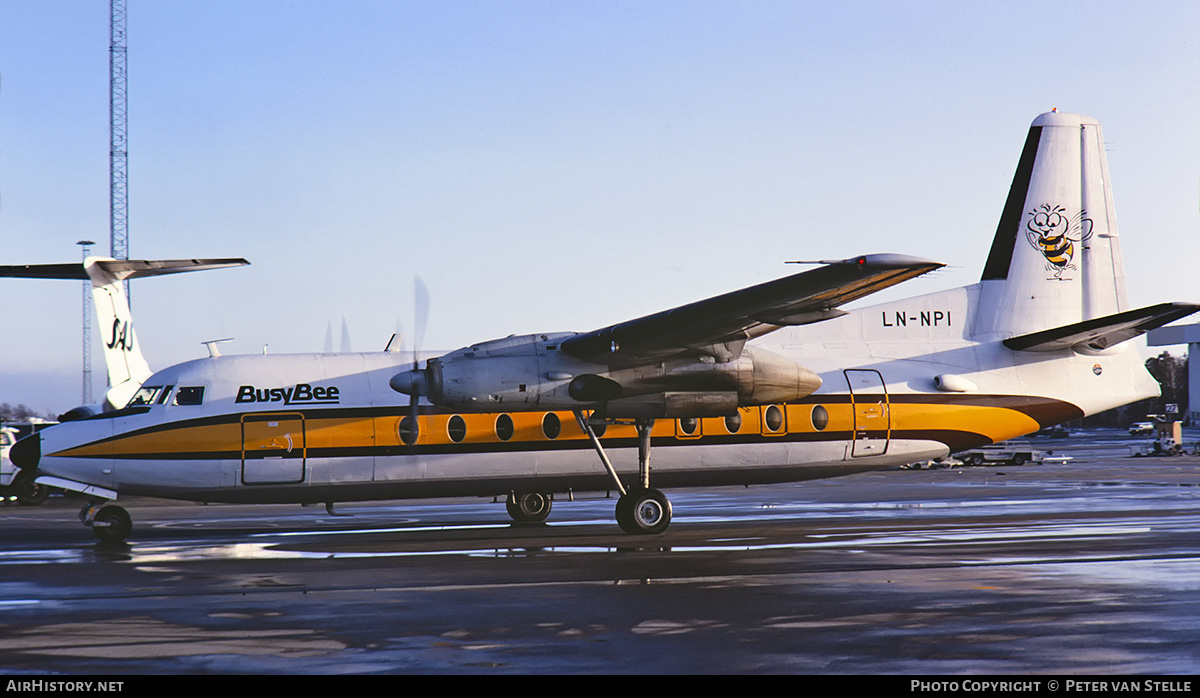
left=6, top=111, right=1198, bottom=542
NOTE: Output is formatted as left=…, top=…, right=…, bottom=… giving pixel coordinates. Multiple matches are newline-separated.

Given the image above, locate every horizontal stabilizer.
left=0, top=258, right=249, bottom=281
left=1003, top=303, right=1200, bottom=352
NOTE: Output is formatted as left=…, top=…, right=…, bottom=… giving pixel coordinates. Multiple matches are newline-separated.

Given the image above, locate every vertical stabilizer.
left=974, top=111, right=1127, bottom=339
left=84, top=258, right=151, bottom=409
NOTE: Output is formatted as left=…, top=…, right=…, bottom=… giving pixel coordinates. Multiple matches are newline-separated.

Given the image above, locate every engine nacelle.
left=392, top=332, right=822, bottom=418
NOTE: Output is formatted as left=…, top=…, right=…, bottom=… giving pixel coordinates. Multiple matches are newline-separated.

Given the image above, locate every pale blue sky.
left=2, top=1, right=1198, bottom=413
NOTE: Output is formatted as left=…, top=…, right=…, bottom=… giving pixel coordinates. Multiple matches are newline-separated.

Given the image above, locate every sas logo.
left=107, top=318, right=134, bottom=352
left=1025, top=203, right=1094, bottom=280
left=236, top=383, right=341, bottom=405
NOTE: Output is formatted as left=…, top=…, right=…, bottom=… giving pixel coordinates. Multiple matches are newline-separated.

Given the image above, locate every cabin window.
left=678, top=417, right=699, bottom=436
left=127, top=386, right=164, bottom=407
left=398, top=416, right=418, bottom=445
left=447, top=415, right=467, bottom=443
left=174, top=387, right=205, bottom=406
left=811, top=405, right=829, bottom=431
left=495, top=414, right=514, bottom=441
left=725, top=412, right=742, bottom=434
left=542, top=413, right=561, bottom=439
left=764, top=405, right=784, bottom=432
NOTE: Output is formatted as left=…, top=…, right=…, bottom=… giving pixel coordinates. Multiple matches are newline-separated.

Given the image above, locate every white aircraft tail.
left=972, top=111, right=1193, bottom=349
left=0, top=257, right=248, bottom=409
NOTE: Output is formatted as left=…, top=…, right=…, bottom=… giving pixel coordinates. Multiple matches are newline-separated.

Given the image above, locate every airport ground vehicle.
left=955, top=443, right=1042, bottom=466
left=1, top=422, right=56, bottom=504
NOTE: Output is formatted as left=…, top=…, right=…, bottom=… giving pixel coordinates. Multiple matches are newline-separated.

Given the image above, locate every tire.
left=506, top=492, right=552, bottom=523
left=1010, top=454, right=1026, bottom=466
left=616, top=488, right=672, bottom=535
left=91, top=505, right=132, bottom=543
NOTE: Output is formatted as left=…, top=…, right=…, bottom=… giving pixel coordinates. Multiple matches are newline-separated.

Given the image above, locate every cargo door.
left=844, top=369, right=890, bottom=457
left=242, top=413, right=306, bottom=484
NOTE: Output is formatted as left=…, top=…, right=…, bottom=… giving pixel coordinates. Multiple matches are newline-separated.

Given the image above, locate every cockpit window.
left=156, top=386, right=175, bottom=405
left=127, top=386, right=165, bottom=407
left=174, top=386, right=205, bottom=406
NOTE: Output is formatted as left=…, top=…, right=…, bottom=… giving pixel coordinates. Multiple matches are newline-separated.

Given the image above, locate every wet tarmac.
left=2, top=429, right=1200, bottom=674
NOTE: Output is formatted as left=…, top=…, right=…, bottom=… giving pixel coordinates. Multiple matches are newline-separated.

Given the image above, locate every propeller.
left=389, top=277, right=431, bottom=450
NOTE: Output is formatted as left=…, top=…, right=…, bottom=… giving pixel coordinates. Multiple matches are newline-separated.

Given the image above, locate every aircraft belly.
left=112, top=462, right=241, bottom=494
left=309, top=456, right=374, bottom=485
left=297, top=439, right=950, bottom=498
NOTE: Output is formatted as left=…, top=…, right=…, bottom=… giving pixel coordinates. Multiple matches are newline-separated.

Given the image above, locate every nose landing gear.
left=81, top=502, right=132, bottom=543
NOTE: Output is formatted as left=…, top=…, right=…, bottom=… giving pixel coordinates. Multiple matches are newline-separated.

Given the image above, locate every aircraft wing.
left=560, top=254, right=943, bottom=367
left=1003, top=302, right=1200, bottom=352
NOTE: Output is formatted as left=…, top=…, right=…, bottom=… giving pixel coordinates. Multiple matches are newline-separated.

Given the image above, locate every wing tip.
left=789, top=254, right=943, bottom=270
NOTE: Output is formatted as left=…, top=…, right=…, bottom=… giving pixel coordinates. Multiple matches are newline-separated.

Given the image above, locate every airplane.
left=6, top=110, right=1198, bottom=543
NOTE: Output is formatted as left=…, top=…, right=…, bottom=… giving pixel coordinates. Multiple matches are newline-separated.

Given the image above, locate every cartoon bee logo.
left=1025, top=203, right=1094, bottom=279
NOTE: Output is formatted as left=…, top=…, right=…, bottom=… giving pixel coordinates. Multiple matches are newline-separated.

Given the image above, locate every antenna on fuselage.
left=201, top=338, right=233, bottom=358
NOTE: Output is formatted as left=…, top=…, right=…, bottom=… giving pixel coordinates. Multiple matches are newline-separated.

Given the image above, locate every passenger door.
left=844, top=369, right=890, bottom=457
left=241, top=413, right=306, bottom=484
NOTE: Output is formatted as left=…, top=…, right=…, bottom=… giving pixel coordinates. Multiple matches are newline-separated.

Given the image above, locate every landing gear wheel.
left=91, top=505, right=132, bottom=543
left=506, top=492, right=552, bottom=523
left=616, top=488, right=672, bottom=535
left=13, top=472, right=49, bottom=506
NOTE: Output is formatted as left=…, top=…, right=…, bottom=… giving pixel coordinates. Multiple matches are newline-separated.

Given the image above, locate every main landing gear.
left=614, top=487, right=672, bottom=535
left=573, top=411, right=673, bottom=535
left=506, top=492, right=553, bottom=523
left=80, top=502, right=132, bottom=543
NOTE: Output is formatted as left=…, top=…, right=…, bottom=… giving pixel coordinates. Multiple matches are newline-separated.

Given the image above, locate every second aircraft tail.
left=0, top=257, right=248, bottom=409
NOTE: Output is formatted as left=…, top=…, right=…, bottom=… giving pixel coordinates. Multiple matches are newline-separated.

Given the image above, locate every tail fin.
left=0, top=257, right=248, bottom=409
left=975, top=111, right=1127, bottom=338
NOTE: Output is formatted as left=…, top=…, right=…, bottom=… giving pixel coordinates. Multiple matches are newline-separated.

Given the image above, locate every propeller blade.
left=405, top=277, right=431, bottom=453
left=413, top=276, right=430, bottom=356
left=408, top=393, right=421, bottom=453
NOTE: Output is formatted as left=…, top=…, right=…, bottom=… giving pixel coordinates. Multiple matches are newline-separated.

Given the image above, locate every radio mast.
left=110, top=0, right=129, bottom=298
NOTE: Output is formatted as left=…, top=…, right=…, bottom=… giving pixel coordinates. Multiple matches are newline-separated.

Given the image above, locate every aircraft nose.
left=9, top=433, right=41, bottom=470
